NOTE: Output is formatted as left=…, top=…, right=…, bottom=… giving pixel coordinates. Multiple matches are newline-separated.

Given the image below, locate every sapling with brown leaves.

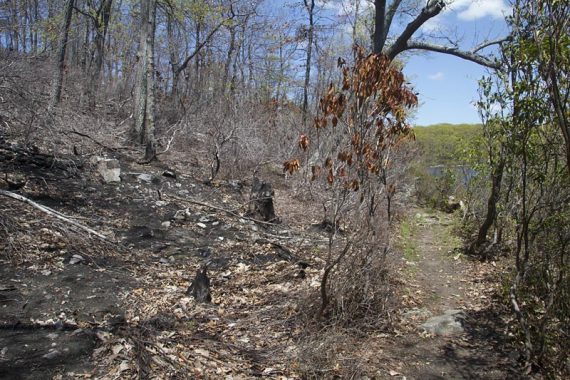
left=286, top=45, right=417, bottom=324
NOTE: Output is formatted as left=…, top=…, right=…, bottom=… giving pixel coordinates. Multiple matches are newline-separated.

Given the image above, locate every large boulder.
left=93, top=157, right=121, bottom=183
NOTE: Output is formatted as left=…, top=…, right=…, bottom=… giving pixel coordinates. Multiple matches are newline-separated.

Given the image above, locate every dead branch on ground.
left=0, top=190, right=114, bottom=243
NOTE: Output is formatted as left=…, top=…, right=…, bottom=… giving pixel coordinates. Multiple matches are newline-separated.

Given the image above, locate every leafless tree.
left=48, top=0, right=74, bottom=110
left=133, top=0, right=157, bottom=162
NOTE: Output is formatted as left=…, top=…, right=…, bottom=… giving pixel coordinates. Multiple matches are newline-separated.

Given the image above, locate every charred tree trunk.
left=248, top=177, right=279, bottom=223
left=187, top=265, right=211, bottom=303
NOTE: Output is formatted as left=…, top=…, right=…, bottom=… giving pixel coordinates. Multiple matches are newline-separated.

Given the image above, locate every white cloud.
left=446, top=0, right=511, bottom=20
left=428, top=72, right=445, bottom=80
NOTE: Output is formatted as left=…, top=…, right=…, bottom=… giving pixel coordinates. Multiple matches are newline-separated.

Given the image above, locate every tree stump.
left=248, top=177, right=280, bottom=223
left=187, top=265, right=211, bottom=303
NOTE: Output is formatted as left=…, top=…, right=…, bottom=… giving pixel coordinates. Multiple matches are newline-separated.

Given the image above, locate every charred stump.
left=187, top=265, right=211, bottom=303
left=248, top=177, right=280, bottom=223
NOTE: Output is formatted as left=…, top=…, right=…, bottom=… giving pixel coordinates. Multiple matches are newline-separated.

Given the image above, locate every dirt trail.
left=378, top=209, right=524, bottom=380
left=0, top=142, right=526, bottom=379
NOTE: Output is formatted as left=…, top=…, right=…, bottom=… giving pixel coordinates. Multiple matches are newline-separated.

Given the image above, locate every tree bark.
left=86, top=0, right=113, bottom=108
left=373, top=0, right=386, bottom=53
left=133, top=0, right=149, bottom=143
left=386, top=0, right=445, bottom=58
left=370, top=0, right=502, bottom=69
left=352, top=0, right=361, bottom=46
left=10, top=0, right=19, bottom=52
left=132, top=0, right=156, bottom=162
left=471, top=153, right=505, bottom=258
left=166, top=11, right=180, bottom=97
left=48, top=0, right=74, bottom=110
left=302, top=0, right=315, bottom=127
left=143, top=0, right=157, bottom=162
left=222, top=24, right=237, bottom=95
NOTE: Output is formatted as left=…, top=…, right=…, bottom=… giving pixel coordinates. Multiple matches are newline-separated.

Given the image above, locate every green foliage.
left=413, top=123, right=482, bottom=166
left=465, top=0, right=570, bottom=375
left=397, top=217, right=419, bottom=262
left=413, top=167, right=457, bottom=209
left=411, top=123, right=482, bottom=209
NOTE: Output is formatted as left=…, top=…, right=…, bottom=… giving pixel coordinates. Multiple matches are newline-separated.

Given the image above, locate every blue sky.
left=263, top=0, right=511, bottom=126
left=401, top=0, right=511, bottom=126
left=311, top=0, right=511, bottom=126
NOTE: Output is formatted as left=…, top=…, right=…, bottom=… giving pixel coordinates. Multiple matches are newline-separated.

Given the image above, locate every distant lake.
left=427, top=165, right=477, bottom=185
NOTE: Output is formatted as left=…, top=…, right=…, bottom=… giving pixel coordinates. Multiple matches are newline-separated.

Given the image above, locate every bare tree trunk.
left=132, top=0, right=156, bottom=162
left=352, top=0, right=361, bottom=46
left=80, top=15, right=89, bottom=72
left=21, top=0, right=28, bottom=54
left=230, top=28, right=243, bottom=95
left=32, top=0, right=39, bottom=53
left=373, top=0, right=386, bottom=53
left=276, top=37, right=284, bottom=102
left=302, top=0, right=315, bottom=127
left=10, top=0, right=19, bottom=52
left=143, top=0, right=157, bottom=162
left=222, top=24, right=236, bottom=94
left=470, top=156, right=505, bottom=258
left=133, top=0, right=149, bottom=143
left=166, top=12, right=180, bottom=97
left=247, top=39, right=254, bottom=88
left=194, top=22, right=201, bottom=99
left=86, top=0, right=113, bottom=108
left=48, top=0, right=74, bottom=110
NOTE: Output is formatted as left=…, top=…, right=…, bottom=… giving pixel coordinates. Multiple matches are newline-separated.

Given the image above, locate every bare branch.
left=175, top=22, right=225, bottom=75
left=386, top=0, right=445, bottom=58
left=472, top=37, right=511, bottom=53
left=399, top=41, right=502, bottom=69
left=165, top=193, right=279, bottom=226
left=73, top=6, right=96, bottom=22
left=0, top=190, right=114, bottom=243
left=384, top=0, right=404, bottom=46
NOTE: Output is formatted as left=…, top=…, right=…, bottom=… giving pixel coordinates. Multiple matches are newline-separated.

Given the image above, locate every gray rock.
left=137, top=173, right=155, bottom=184
left=95, top=158, right=121, bottom=183
left=443, top=309, right=463, bottom=316
left=421, top=310, right=464, bottom=336
left=402, top=307, right=431, bottom=320
left=42, top=349, right=61, bottom=360
left=174, top=210, right=187, bottom=221
left=162, top=170, right=176, bottom=179
left=69, top=254, right=85, bottom=265
left=196, top=223, right=207, bottom=229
